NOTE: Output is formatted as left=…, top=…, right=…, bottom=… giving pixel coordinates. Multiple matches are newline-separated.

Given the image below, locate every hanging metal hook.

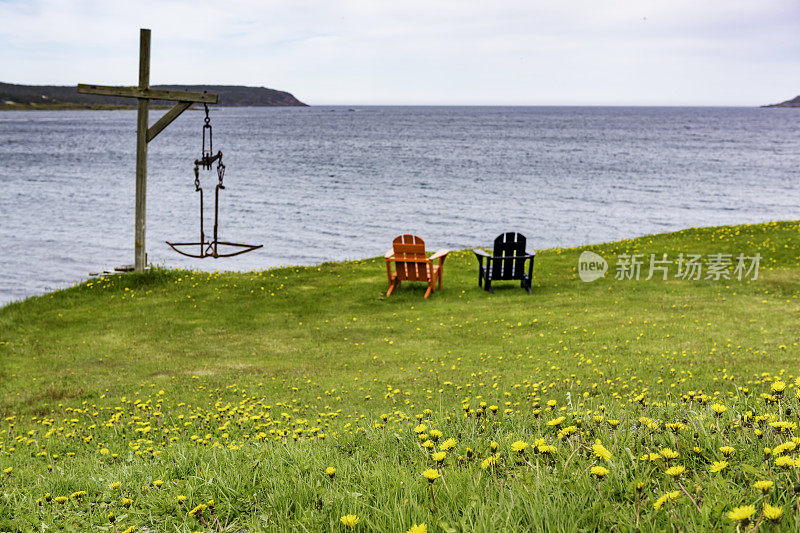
left=201, top=103, right=213, bottom=169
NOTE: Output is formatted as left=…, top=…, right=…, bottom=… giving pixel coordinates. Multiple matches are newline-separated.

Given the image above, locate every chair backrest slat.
left=393, top=234, right=428, bottom=281
left=491, top=232, right=527, bottom=280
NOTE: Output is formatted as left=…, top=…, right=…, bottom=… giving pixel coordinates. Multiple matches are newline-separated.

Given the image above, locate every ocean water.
left=0, top=106, right=798, bottom=305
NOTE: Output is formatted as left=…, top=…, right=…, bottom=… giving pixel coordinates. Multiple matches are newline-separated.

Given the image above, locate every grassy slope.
left=0, top=221, right=798, bottom=532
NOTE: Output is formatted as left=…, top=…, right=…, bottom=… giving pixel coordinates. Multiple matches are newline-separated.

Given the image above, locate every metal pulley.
left=166, top=106, right=262, bottom=259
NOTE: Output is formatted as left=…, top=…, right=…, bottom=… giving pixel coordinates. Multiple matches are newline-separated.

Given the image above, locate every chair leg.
left=485, top=279, right=493, bottom=293
left=437, top=268, right=443, bottom=290
left=386, top=259, right=394, bottom=286
left=523, top=279, right=532, bottom=294
left=424, top=281, right=433, bottom=299
left=386, top=277, right=400, bottom=297
left=527, top=257, right=534, bottom=294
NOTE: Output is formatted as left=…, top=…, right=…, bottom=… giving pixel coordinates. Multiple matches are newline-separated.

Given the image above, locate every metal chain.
left=197, top=104, right=224, bottom=188
left=202, top=104, right=213, bottom=168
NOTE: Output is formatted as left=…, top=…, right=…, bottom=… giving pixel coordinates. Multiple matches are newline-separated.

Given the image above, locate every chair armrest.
left=384, top=249, right=395, bottom=259
left=473, top=248, right=491, bottom=258
left=429, top=249, right=450, bottom=262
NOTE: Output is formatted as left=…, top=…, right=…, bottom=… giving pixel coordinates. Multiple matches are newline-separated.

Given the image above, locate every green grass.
left=0, top=220, right=799, bottom=532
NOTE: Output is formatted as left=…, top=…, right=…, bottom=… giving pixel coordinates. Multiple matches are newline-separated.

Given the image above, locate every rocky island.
left=762, top=95, right=800, bottom=107
left=1, top=82, right=307, bottom=109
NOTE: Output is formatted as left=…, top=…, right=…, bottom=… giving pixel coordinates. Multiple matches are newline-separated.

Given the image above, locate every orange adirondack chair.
left=385, top=234, right=449, bottom=298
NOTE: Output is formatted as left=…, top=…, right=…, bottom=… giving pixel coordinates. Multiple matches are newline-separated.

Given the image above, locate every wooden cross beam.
left=77, top=28, right=219, bottom=273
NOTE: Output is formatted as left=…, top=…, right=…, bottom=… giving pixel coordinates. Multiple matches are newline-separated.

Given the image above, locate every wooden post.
left=135, top=29, right=150, bottom=272
left=77, top=29, right=218, bottom=272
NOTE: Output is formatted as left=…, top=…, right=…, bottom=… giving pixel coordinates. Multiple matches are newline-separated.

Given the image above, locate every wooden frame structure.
left=77, top=28, right=219, bottom=272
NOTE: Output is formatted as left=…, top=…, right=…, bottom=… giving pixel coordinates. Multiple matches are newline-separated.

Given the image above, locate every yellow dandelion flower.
left=653, top=490, right=681, bottom=510
left=406, top=524, right=427, bottom=533
left=432, top=451, right=446, bottom=463
left=660, top=448, right=679, bottom=460
left=109, top=481, right=121, bottom=490
left=753, top=480, right=773, bottom=493
left=710, top=403, right=727, bottom=416
left=71, top=491, right=87, bottom=499
left=665, top=465, right=685, bottom=477
left=54, top=496, right=67, bottom=504
left=340, top=514, right=360, bottom=528
left=326, top=467, right=336, bottom=478
left=422, top=468, right=441, bottom=483
left=481, top=456, right=497, bottom=469
left=773, top=441, right=796, bottom=455
left=727, top=505, right=755, bottom=523
left=511, top=440, right=529, bottom=453
left=439, top=438, right=456, bottom=451
left=590, top=465, right=609, bottom=478
left=775, top=456, right=794, bottom=468
left=719, top=446, right=734, bottom=456
left=763, top=503, right=783, bottom=522
left=153, top=480, right=163, bottom=488
left=188, top=504, right=207, bottom=517
left=710, top=461, right=728, bottom=473
left=592, top=440, right=612, bottom=461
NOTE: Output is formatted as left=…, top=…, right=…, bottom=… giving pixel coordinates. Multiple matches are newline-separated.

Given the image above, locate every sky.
left=1, top=0, right=799, bottom=105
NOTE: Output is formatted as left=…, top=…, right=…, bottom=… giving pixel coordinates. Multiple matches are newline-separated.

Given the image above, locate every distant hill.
left=763, top=95, right=800, bottom=107
left=0, top=82, right=307, bottom=108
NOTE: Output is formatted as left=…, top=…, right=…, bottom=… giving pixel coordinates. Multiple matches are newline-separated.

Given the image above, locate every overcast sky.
left=1, top=0, right=799, bottom=105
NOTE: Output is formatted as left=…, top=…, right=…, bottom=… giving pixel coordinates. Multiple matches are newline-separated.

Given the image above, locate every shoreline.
left=2, top=218, right=796, bottom=309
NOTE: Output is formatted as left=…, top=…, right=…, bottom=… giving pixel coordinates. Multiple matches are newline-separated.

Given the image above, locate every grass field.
left=1, top=221, right=799, bottom=532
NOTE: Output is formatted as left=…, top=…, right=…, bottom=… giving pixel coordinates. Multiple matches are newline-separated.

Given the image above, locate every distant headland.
left=762, top=95, right=800, bottom=108
left=0, top=82, right=307, bottom=110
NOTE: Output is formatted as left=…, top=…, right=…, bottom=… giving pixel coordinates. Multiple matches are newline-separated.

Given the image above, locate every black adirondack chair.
left=473, top=232, right=535, bottom=293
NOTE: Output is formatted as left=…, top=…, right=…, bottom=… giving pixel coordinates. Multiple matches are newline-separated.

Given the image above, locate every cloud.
left=2, top=0, right=799, bottom=104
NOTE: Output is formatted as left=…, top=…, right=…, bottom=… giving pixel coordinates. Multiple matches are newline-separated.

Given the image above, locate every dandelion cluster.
left=1, top=222, right=799, bottom=530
